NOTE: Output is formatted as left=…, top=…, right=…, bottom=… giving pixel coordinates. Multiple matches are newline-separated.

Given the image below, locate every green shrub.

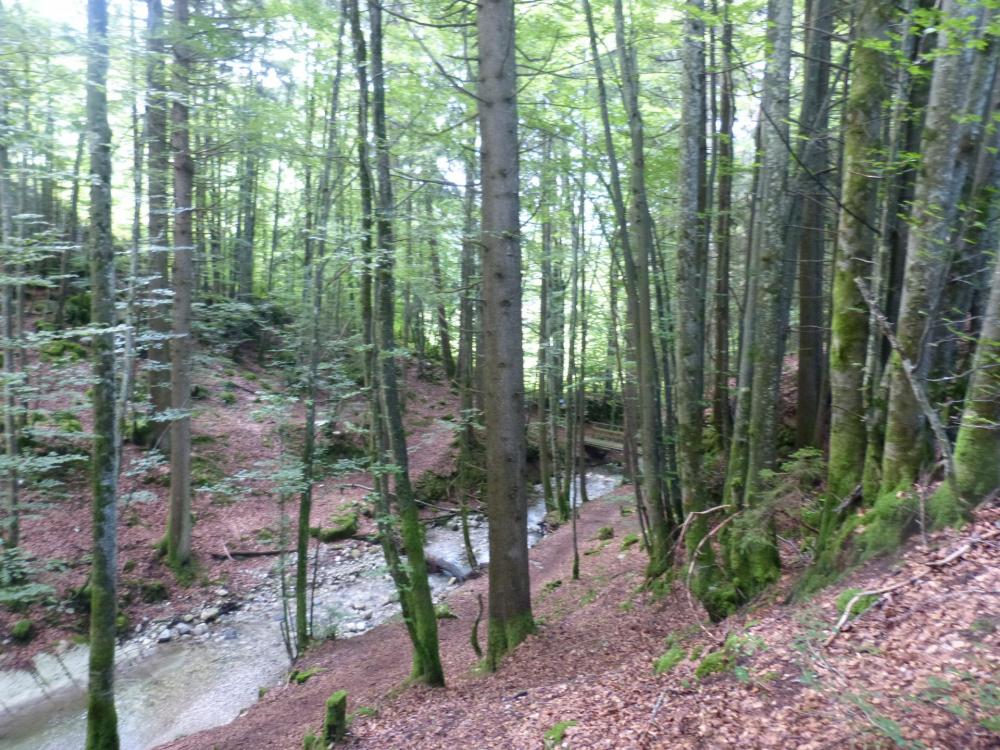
left=596, top=526, right=614, bottom=540
left=654, top=644, right=685, bottom=674
left=620, top=533, right=639, bottom=550
left=221, top=391, right=237, bottom=405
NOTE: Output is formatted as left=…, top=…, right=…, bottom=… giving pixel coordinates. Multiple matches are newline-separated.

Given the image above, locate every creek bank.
left=0, top=470, right=620, bottom=750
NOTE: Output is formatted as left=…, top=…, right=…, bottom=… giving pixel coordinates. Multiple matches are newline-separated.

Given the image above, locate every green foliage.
left=220, top=391, right=237, bottom=405
left=543, top=579, right=562, bottom=592
left=835, top=588, right=877, bottom=617
left=414, top=470, right=452, bottom=505
left=63, top=292, right=91, bottom=325
left=11, top=618, right=35, bottom=642
left=595, top=526, right=614, bottom=540
left=653, top=644, right=685, bottom=674
left=543, top=720, right=577, bottom=747
left=695, top=633, right=766, bottom=680
left=0, top=547, right=54, bottom=611
left=39, top=339, right=87, bottom=361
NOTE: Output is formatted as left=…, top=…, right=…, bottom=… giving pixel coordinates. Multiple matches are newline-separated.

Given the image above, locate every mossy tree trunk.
left=677, top=0, right=726, bottom=616
left=370, top=0, right=444, bottom=686
left=805, top=0, right=893, bottom=592
left=86, top=0, right=120, bottom=746
left=478, top=0, right=535, bottom=670
left=879, top=0, right=981, bottom=498
left=723, top=0, right=792, bottom=602
left=951, top=217, right=1000, bottom=502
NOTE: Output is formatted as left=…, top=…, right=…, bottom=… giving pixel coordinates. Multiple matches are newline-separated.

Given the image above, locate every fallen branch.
left=210, top=548, right=291, bottom=560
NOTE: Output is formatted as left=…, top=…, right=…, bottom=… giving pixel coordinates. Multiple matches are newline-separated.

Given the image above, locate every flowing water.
left=0, top=469, right=620, bottom=750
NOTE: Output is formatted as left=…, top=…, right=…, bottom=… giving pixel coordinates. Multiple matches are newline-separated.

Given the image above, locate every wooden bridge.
left=527, top=419, right=635, bottom=455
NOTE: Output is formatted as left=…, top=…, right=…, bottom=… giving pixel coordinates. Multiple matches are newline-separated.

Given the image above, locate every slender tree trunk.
left=86, top=0, right=120, bottom=745
left=677, top=0, right=727, bottom=616
left=426, top=192, right=456, bottom=380
left=613, top=0, right=673, bottom=577
left=370, top=0, right=443, bottom=686
left=0, top=96, right=18, bottom=548
left=146, top=0, right=172, bottom=452
left=478, top=0, right=534, bottom=669
left=167, top=0, right=194, bottom=570
left=712, top=0, right=734, bottom=450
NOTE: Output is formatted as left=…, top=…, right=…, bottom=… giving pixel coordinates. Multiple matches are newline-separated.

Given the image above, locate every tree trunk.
left=951, top=205, right=1000, bottom=502
left=146, top=0, right=172, bottom=452
left=795, top=0, right=833, bottom=449
left=879, top=0, right=981, bottom=498
left=723, top=0, right=793, bottom=601
left=677, top=0, right=726, bottom=617
left=426, top=192, right=456, bottom=380
left=712, top=0, right=734, bottom=450
left=167, top=0, right=194, bottom=571
left=86, top=0, right=120, bottom=745
left=370, top=0, right=443, bottom=686
left=478, top=0, right=534, bottom=669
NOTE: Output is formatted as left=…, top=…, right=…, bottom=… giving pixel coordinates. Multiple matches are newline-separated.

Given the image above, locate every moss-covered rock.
left=11, top=619, right=35, bottom=642
left=620, top=532, right=639, bottom=550
left=310, top=512, right=359, bottom=544
left=40, top=339, right=87, bottom=361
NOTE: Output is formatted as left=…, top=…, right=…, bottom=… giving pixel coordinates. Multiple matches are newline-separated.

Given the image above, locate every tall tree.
left=85, top=0, right=120, bottom=745
left=478, top=0, right=534, bottom=669
left=723, top=0, right=793, bottom=601
left=167, top=0, right=194, bottom=570
left=146, top=0, right=172, bottom=451
left=370, top=0, right=444, bottom=685
left=807, top=0, right=894, bottom=590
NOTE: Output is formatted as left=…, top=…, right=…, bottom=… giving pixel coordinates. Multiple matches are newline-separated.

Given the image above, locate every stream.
left=0, top=469, right=620, bottom=750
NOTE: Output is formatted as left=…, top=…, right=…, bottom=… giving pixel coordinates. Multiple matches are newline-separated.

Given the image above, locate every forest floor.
left=1, top=353, right=462, bottom=668
left=161, top=489, right=999, bottom=749
left=6, top=349, right=1000, bottom=749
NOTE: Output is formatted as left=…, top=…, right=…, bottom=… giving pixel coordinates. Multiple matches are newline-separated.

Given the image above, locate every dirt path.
left=159, top=485, right=641, bottom=750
